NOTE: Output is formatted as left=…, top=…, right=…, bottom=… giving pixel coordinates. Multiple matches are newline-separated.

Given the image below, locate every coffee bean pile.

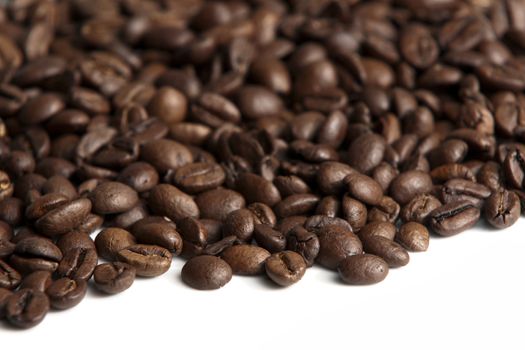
left=1, top=0, right=525, bottom=329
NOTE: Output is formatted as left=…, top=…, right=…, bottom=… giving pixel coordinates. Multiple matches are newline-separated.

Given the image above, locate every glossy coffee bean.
left=10, top=237, right=62, bottom=275
left=286, top=226, right=320, bottom=267
left=429, top=200, right=481, bottom=236
left=316, top=225, right=363, bottom=270
left=221, top=245, right=270, bottom=276
left=362, top=236, right=410, bottom=268
left=484, top=190, right=521, bottom=229
left=338, top=254, right=389, bottom=285
left=396, top=222, right=430, bottom=252
left=400, top=194, right=442, bottom=224
left=56, top=248, right=97, bottom=281
left=344, top=173, right=383, bottom=206
left=93, top=262, right=136, bottom=294
left=46, top=278, right=87, bottom=310
left=18, top=271, right=53, bottom=292
left=5, top=289, right=49, bottom=328
left=390, top=170, right=433, bottom=205
left=117, top=244, right=172, bottom=277
left=90, top=181, right=139, bottom=215
left=181, top=255, right=232, bottom=290
left=0, top=260, right=21, bottom=290
left=265, top=251, right=306, bottom=287
left=95, top=228, right=136, bottom=261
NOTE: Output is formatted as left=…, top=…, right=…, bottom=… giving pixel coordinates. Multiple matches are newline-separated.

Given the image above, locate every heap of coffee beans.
left=1, top=0, right=525, bottom=329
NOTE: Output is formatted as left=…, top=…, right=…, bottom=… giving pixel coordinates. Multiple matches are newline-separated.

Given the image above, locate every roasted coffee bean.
left=117, top=244, right=172, bottom=277
left=315, top=196, right=340, bottom=217
left=275, top=175, right=311, bottom=197
left=362, top=236, right=410, bottom=268
left=390, top=170, right=434, bottom=205
left=0, top=287, right=12, bottom=319
left=303, top=215, right=353, bottom=233
left=358, top=222, right=397, bottom=242
left=57, top=231, right=95, bottom=253
left=265, top=251, right=306, bottom=287
left=90, top=182, right=139, bottom=215
left=441, top=179, right=491, bottom=208
left=429, top=200, right=481, bottom=236
left=338, top=254, right=389, bottom=285
left=191, top=92, right=241, bottom=127
left=368, top=196, right=400, bottom=223
left=221, top=209, right=255, bottom=242
left=117, top=162, right=159, bottom=193
left=178, top=217, right=208, bottom=257
left=147, top=87, right=187, bottom=125
left=93, top=262, right=136, bottom=294
left=0, top=260, right=21, bottom=290
left=56, top=248, right=97, bottom=281
left=221, top=244, right=270, bottom=276
left=95, top=228, right=136, bottom=261
left=477, top=161, right=505, bottom=192
left=141, top=139, right=193, bottom=173
left=18, top=271, right=53, bottom=292
left=46, top=278, right=87, bottom=310
left=34, top=198, right=92, bottom=237
left=181, top=255, right=232, bottom=290
left=484, top=190, right=521, bottom=229
left=504, top=148, right=525, bottom=189
left=341, top=195, right=367, bottom=232
left=5, top=289, right=49, bottom=329
left=247, top=202, right=277, bottom=227
left=148, top=184, right=199, bottom=222
left=347, top=134, right=386, bottom=174
left=253, top=224, right=286, bottom=253
left=316, top=225, right=362, bottom=270
left=344, top=173, right=383, bottom=206
left=400, top=194, right=442, bottom=224
left=286, top=226, right=320, bottom=267
left=0, top=171, right=14, bottom=202
left=235, top=173, right=281, bottom=206
left=173, top=162, right=225, bottom=194
left=196, top=188, right=245, bottom=221
left=131, top=218, right=183, bottom=255
left=274, top=194, right=320, bottom=218
left=10, top=237, right=62, bottom=275
left=396, top=222, right=430, bottom=252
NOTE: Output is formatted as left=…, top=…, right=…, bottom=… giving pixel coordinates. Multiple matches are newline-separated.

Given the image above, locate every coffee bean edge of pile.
left=0, top=0, right=524, bottom=329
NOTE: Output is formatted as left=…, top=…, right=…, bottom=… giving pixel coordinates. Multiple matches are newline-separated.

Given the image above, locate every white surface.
left=2, top=222, right=525, bottom=349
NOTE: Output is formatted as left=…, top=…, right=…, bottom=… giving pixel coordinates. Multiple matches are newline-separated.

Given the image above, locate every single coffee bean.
left=341, top=195, right=367, bottom=232
left=253, top=224, right=286, bottom=253
left=0, top=260, right=22, bottom=290
left=141, top=139, right=193, bottom=173
left=362, top=236, right=410, bottom=268
left=429, top=200, right=481, bottom=236
left=95, top=227, right=136, bottom=261
left=202, top=236, right=238, bottom=256
left=181, top=255, right=232, bottom=290
left=316, top=225, right=363, bottom=270
left=484, top=190, right=521, bottom=229
left=148, top=184, right=200, bottom=222
left=56, top=231, right=96, bottom=253
left=195, top=188, right=246, bottom=221
left=5, top=289, right=49, bottom=329
left=396, top=222, right=430, bottom=252
left=247, top=202, right=277, bottom=227
left=10, top=237, right=63, bottom=275
left=117, top=244, right=172, bottom=277
left=344, top=173, right=383, bottom=206
left=18, top=271, right=53, bottom=292
left=504, top=148, right=525, bottom=189
left=89, top=181, right=139, bottom=215
left=286, top=226, right=320, bottom=267
left=358, top=222, right=397, bottom=241
left=235, top=173, right=281, bottom=206
left=274, top=194, right=320, bottom=218
left=367, top=196, right=400, bottom=223
left=173, top=162, right=225, bottom=194
left=347, top=134, right=386, bottom=174
left=441, top=179, right=491, bottom=208
left=0, top=171, right=14, bottom=202
left=221, top=244, right=271, bottom=276
left=46, top=278, right=87, bottom=310
left=315, top=196, right=340, bottom=217
left=117, top=162, right=159, bottom=193
left=390, top=170, right=433, bottom=205
left=93, top=262, right=136, bottom=294
left=131, top=218, right=183, bottom=255
left=0, top=287, right=12, bottom=319
left=316, top=162, right=355, bottom=195
left=222, top=209, right=255, bottom=242
left=56, top=248, right=98, bottom=281
left=338, top=254, right=389, bottom=285
left=265, top=251, right=306, bottom=287
left=400, top=194, right=442, bottom=224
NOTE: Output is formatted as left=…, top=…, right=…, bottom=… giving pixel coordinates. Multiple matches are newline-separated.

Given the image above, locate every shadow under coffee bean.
left=0, top=0, right=524, bottom=330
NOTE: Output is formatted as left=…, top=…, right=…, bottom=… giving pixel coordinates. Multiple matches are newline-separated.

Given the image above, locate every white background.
left=2, top=221, right=525, bottom=350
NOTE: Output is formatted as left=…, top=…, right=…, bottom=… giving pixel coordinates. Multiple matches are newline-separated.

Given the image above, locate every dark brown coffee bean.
left=429, top=200, right=481, bottom=236
left=235, top=173, right=281, bottom=206
left=265, top=251, right=306, bottom=287
left=316, top=225, right=362, bottom=270
left=56, top=248, right=97, bottom=281
left=18, top=271, right=53, bottom=292
left=274, top=194, right=320, bottom=218
left=95, top=228, right=136, bottom=261
left=148, top=184, right=200, bottom=222
left=286, top=226, right=320, bottom=267
left=141, top=139, right=193, bottom=173
left=117, top=162, right=159, bottom=193
left=131, top=218, right=183, bottom=255
left=338, top=254, right=389, bottom=285
left=0, top=287, right=12, bottom=319
left=195, top=188, right=245, bottom=221
left=396, top=222, right=430, bottom=252
left=504, top=148, right=525, bottom=189
left=57, top=231, right=96, bottom=253
left=347, top=134, right=386, bottom=174
left=93, top=262, right=136, bottom=294
left=10, top=237, right=62, bottom=275
left=253, top=224, right=286, bottom=253
left=477, top=161, right=505, bottom=192
left=5, top=289, right=49, bottom=329
left=400, top=194, right=442, bottom=224
left=173, top=162, right=225, bottom=194
left=191, top=92, right=241, bottom=127
left=221, top=244, right=270, bottom=276
left=236, top=85, right=283, bottom=120
left=147, top=87, right=187, bottom=124
left=18, top=93, right=65, bottom=125
left=117, top=244, right=172, bottom=277
left=247, top=202, right=277, bottom=227
left=181, top=255, right=232, bottom=290
left=441, top=179, right=491, bottom=208
left=362, top=236, right=410, bottom=268
left=484, top=190, right=521, bottom=229
left=390, top=170, right=434, bottom=205
left=46, top=278, right=87, bottom=310
left=345, top=173, right=383, bottom=206
left=0, top=260, right=21, bottom=290
left=89, top=181, right=138, bottom=215
left=317, top=162, right=355, bottom=195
